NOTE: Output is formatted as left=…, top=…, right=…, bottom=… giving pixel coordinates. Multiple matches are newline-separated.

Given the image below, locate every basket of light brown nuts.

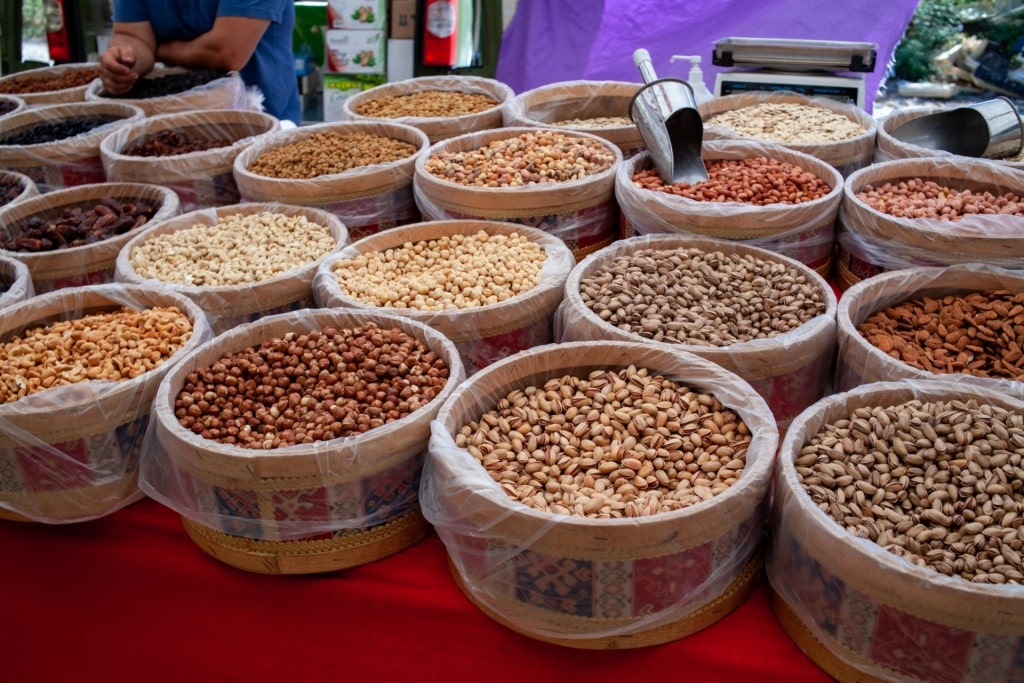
left=414, top=126, right=623, bottom=262
left=142, top=307, right=464, bottom=574
left=0, top=283, right=211, bottom=523
left=115, top=202, right=348, bottom=335
left=837, top=157, right=1024, bottom=290
left=100, top=108, right=281, bottom=212
left=312, top=219, right=575, bottom=375
left=502, top=80, right=644, bottom=157
left=770, top=379, right=1024, bottom=683
left=0, top=181, right=180, bottom=294
left=558, top=234, right=837, bottom=432
left=835, top=263, right=1024, bottom=401
left=699, top=91, right=876, bottom=177
left=342, top=75, right=513, bottom=144
left=232, top=120, right=429, bottom=240
left=616, top=138, right=844, bottom=276
left=421, top=340, right=778, bottom=648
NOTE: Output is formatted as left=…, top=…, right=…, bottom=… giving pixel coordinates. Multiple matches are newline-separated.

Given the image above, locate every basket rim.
left=342, top=75, right=514, bottom=124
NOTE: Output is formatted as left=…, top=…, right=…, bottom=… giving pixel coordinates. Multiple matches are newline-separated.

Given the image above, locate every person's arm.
left=155, top=15, right=270, bottom=72
left=98, top=21, right=157, bottom=94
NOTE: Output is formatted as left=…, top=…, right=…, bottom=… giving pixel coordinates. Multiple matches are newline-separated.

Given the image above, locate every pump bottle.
left=670, top=55, right=713, bottom=104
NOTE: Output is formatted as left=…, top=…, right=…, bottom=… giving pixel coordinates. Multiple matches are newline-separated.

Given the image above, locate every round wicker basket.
left=84, top=67, right=249, bottom=116
left=0, top=63, right=99, bottom=106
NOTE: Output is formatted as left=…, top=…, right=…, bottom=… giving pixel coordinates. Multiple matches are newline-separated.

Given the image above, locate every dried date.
left=0, top=197, right=157, bottom=253
left=123, top=129, right=234, bottom=157
left=0, top=182, right=24, bottom=208
left=0, top=116, right=120, bottom=146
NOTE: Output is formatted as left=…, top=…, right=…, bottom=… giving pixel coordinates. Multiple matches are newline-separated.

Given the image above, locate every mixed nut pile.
left=174, top=322, right=450, bottom=448
left=0, top=305, right=194, bottom=403
left=129, top=211, right=336, bottom=286
left=330, top=231, right=547, bottom=310
left=633, top=157, right=832, bottom=204
left=247, top=131, right=418, bottom=179
left=457, top=365, right=750, bottom=518
left=579, top=247, right=827, bottom=347
left=797, top=398, right=1024, bottom=584
left=858, top=289, right=1024, bottom=380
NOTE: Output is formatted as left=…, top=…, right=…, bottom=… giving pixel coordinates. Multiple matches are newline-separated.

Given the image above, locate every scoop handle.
left=633, top=48, right=659, bottom=85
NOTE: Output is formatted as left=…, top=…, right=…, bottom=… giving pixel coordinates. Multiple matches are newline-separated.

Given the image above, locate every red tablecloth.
left=0, top=497, right=832, bottom=682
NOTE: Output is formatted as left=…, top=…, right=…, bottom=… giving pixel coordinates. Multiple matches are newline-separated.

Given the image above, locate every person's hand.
left=99, top=45, right=140, bottom=94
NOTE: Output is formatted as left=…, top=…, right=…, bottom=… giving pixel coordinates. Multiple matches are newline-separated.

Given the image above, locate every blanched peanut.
left=331, top=231, right=546, bottom=310
left=129, top=211, right=336, bottom=286
left=456, top=365, right=750, bottom=518
left=0, top=306, right=193, bottom=403
left=856, top=178, right=1024, bottom=220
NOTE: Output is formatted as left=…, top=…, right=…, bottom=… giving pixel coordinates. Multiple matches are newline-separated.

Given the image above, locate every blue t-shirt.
left=112, top=0, right=301, bottom=123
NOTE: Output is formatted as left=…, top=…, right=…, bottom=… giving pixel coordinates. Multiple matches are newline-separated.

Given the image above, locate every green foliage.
left=893, top=0, right=964, bottom=81
left=22, top=0, right=46, bottom=40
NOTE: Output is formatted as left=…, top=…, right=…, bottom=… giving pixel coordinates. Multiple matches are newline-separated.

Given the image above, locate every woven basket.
left=0, top=182, right=180, bottom=294
left=770, top=380, right=1024, bottom=683
left=422, top=340, right=778, bottom=648
left=617, top=139, right=844, bottom=274
left=84, top=67, right=249, bottom=117
left=116, top=202, right=348, bottom=335
left=0, top=253, right=33, bottom=313
left=840, top=158, right=1024, bottom=273
left=502, top=80, right=644, bottom=157
left=233, top=120, right=428, bottom=241
left=699, top=91, right=877, bottom=177
left=0, top=63, right=99, bottom=106
left=342, top=75, right=513, bottom=143
left=0, top=283, right=211, bottom=523
left=0, top=169, right=38, bottom=209
left=143, top=308, right=465, bottom=574
left=101, top=109, right=280, bottom=212
left=0, top=95, right=26, bottom=120
left=414, top=126, right=623, bottom=262
left=558, top=234, right=837, bottom=431
left=313, top=219, right=574, bottom=375
left=0, top=101, right=144, bottom=192
left=835, top=263, right=1024, bottom=400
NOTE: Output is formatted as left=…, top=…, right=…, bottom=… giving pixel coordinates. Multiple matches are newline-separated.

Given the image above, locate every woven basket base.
left=572, top=235, right=617, bottom=263
left=0, top=475, right=139, bottom=523
left=450, top=547, right=764, bottom=650
left=770, top=588, right=892, bottom=683
left=836, top=257, right=863, bottom=292
left=181, top=507, right=432, bottom=575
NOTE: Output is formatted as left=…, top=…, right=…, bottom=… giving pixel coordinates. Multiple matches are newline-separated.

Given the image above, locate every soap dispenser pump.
left=670, top=55, right=713, bottom=104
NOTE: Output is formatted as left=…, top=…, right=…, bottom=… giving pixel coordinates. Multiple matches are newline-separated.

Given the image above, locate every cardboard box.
left=293, top=1, right=328, bottom=70
left=327, top=0, right=387, bottom=30
left=325, top=29, right=387, bottom=74
left=322, top=73, right=386, bottom=120
left=386, top=39, right=414, bottom=82
left=389, top=0, right=416, bottom=40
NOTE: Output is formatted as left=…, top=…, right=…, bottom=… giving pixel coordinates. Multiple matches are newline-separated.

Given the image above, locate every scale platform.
left=711, top=37, right=878, bottom=109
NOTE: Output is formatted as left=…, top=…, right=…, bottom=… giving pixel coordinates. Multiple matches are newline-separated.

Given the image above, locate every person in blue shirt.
left=98, top=0, right=301, bottom=123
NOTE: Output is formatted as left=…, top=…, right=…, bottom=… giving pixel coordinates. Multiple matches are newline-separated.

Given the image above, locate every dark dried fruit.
left=103, top=69, right=229, bottom=99
left=0, top=116, right=120, bottom=146
left=123, top=129, right=234, bottom=157
left=0, top=100, right=18, bottom=117
left=0, top=68, right=99, bottom=94
left=0, top=197, right=157, bottom=253
left=0, top=182, right=24, bottom=208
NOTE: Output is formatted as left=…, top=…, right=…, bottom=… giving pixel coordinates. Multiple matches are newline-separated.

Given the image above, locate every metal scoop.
left=890, top=96, right=1024, bottom=159
left=629, top=48, right=708, bottom=184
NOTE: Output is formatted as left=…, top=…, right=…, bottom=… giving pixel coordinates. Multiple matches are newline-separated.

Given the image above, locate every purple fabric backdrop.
left=496, top=0, right=921, bottom=112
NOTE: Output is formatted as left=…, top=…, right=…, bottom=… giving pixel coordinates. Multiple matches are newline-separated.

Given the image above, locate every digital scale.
left=711, top=37, right=878, bottom=109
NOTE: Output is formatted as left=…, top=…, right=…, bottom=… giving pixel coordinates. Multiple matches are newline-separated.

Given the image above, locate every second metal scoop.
left=629, top=48, right=709, bottom=184
left=890, top=96, right=1024, bottom=159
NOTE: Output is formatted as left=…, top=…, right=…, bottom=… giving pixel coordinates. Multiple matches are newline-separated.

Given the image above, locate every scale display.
left=715, top=71, right=866, bottom=108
